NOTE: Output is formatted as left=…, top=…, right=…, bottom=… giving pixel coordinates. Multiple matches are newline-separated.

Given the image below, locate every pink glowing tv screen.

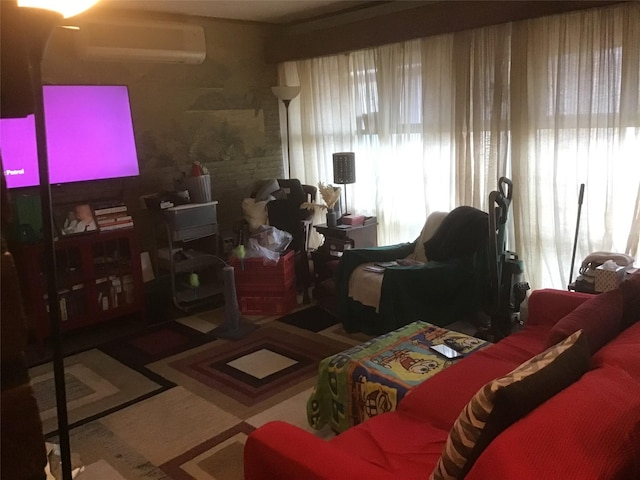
left=1, top=85, right=140, bottom=189
left=0, top=114, right=39, bottom=188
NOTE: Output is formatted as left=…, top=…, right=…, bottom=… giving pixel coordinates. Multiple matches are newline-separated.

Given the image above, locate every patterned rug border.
left=159, top=422, right=255, bottom=479
left=98, top=321, right=214, bottom=369
left=167, top=325, right=346, bottom=407
left=276, top=305, right=340, bottom=332
left=167, top=325, right=349, bottom=407
left=30, top=349, right=170, bottom=438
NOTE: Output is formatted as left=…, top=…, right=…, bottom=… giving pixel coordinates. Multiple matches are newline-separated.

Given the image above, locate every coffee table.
left=307, top=321, right=489, bottom=433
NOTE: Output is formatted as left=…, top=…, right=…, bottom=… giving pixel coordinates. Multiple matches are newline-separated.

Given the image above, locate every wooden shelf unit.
left=16, top=228, right=145, bottom=342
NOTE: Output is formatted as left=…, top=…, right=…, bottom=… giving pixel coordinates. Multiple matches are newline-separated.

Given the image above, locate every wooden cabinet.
left=16, top=228, right=145, bottom=341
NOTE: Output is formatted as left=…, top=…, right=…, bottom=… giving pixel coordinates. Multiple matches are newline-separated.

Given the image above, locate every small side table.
left=314, top=218, right=378, bottom=252
left=311, top=218, right=378, bottom=287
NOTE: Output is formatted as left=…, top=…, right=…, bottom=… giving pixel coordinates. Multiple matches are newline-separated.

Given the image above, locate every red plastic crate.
left=237, top=277, right=296, bottom=296
left=230, top=250, right=295, bottom=286
left=238, top=286, right=297, bottom=315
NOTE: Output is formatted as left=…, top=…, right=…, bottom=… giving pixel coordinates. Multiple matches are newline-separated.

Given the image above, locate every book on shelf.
left=97, top=214, right=133, bottom=225
left=99, top=221, right=134, bottom=231
left=94, top=204, right=127, bottom=216
left=98, top=218, right=134, bottom=228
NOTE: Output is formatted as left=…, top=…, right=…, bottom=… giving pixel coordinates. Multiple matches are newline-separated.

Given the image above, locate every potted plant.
left=301, top=182, right=342, bottom=227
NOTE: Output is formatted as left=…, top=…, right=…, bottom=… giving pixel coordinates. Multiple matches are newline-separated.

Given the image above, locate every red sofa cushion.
left=525, top=289, right=592, bottom=328
left=591, top=321, right=640, bottom=378
left=399, top=324, right=548, bottom=429
left=467, top=365, right=640, bottom=480
left=546, top=288, right=623, bottom=354
left=430, top=330, right=590, bottom=480
left=619, top=273, right=640, bottom=328
left=330, top=409, right=449, bottom=478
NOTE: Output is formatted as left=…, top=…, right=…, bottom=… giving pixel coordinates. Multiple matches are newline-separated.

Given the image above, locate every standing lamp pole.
left=568, top=183, right=586, bottom=289
left=13, top=3, right=102, bottom=479
left=271, top=86, right=300, bottom=179
left=19, top=9, right=73, bottom=480
left=283, top=99, right=292, bottom=178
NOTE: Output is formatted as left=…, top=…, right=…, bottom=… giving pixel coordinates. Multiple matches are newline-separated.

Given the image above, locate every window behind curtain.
left=283, top=3, right=640, bottom=289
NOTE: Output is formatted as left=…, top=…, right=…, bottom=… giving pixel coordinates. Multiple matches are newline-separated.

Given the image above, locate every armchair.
left=263, top=179, right=316, bottom=303
left=336, top=207, right=491, bottom=335
left=265, top=179, right=316, bottom=252
left=335, top=178, right=518, bottom=336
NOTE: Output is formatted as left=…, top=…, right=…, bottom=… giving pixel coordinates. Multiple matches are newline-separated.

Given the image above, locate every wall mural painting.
left=136, top=88, right=267, bottom=177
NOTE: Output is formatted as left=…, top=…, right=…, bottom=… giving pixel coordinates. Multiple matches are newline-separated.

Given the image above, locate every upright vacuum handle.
left=578, top=183, right=585, bottom=205
left=568, top=183, right=586, bottom=289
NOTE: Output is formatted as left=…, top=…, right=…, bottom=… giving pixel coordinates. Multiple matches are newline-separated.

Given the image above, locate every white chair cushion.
left=407, top=211, right=448, bottom=263
left=242, top=197, right=268, bottom=232
left=348, top=211, right=449, bottom=310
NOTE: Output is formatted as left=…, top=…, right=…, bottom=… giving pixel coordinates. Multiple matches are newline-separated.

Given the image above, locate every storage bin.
left=162, top=202, right=218, bottom=230
left=237, top=277, right=296, bottom=296
left=238, top=286, right=297, bottom=315
left=230, top=250, right=295, bottom=286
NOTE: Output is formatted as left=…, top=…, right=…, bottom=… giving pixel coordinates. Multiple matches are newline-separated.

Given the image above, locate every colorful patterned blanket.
left=307, top=321, right=490, bottom=433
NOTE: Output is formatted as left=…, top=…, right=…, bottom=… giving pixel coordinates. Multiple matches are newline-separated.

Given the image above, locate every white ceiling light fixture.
left=17, top=0, right=101, bottom=18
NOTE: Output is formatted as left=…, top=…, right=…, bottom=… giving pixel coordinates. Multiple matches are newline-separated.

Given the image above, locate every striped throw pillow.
left=430, top=329, right=590, bottom=480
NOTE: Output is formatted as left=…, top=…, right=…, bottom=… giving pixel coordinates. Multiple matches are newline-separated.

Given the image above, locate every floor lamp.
left=333, top=152, right=356, bottom=216
left=271, top=86, right=300, bottom=179
left=13, top=2, right=101, bottom=479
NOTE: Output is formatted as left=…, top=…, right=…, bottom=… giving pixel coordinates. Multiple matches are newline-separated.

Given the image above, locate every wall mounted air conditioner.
left=75, top=18, right=206, bottom=64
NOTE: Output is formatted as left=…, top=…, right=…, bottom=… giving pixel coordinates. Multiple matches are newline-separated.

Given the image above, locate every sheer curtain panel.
left=280, top=3, right=640, bottom=290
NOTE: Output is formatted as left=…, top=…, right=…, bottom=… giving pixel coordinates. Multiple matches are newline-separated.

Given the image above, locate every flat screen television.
left=1, top=85, right=140, bottom=189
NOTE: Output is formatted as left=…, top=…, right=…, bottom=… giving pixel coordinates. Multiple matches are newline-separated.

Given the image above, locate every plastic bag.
left=244, top=225, right=292, bottom=264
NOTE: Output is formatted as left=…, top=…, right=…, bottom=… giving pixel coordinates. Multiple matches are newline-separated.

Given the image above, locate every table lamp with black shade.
left=333, top=152, right=356, bottom=217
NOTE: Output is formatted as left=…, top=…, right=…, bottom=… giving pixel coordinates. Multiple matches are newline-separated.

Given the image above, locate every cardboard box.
left=594, top=264, right=626, bottom=292
left=342, top=214, right=365, bottom=226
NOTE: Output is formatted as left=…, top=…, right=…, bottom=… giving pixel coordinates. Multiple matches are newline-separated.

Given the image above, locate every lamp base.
left=209, top=265, right=259, bottom=340
left=210, top=320, right=258, bottom=340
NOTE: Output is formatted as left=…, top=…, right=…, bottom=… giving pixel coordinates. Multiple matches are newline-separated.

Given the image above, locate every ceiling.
left=96, top=0, right=378, bottom=24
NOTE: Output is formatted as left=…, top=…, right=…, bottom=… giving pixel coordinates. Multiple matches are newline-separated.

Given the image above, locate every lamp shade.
left=333, top=152, right=356, bottom=184
left=271, top=86, right=301, bottom=101
left=18, top=0, right=101, bottom=18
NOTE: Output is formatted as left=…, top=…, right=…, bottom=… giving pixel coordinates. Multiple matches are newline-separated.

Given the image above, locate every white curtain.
left=280, top=3, right=640, bottom=290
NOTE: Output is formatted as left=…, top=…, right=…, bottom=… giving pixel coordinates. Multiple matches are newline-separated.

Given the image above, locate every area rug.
left=99, top=321, right=214, bottom=371
left=29, top=349, right=165, bottom=436
left=50, top=421, right=169, bottom=480
left=99, top=386, right=241, bottom=466
left=167, top=325, right=346, bottom=407
left=276, top=305, right=340, bottom=332
left=78, top=460, right=128, bottom=480
left=29, top=303, right=364, bottom=479
left=159, top=422, right=255, bottom=480
left=148, top=322, right=352, bottom=419
left=158, top=386, right=336, bottom=480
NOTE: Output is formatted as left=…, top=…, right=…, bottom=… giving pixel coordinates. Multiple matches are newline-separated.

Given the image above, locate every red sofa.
left=245, top=276, right=640, bottom=479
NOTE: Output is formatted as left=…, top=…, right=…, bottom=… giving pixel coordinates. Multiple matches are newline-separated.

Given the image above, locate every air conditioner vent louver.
left=75, top=18, right=206, bottom=64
